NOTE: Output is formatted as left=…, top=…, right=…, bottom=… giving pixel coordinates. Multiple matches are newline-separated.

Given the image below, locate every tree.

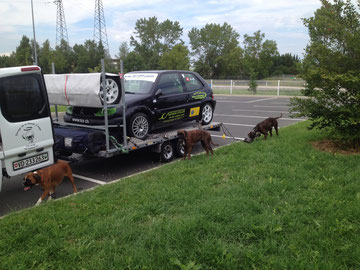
left=117, top=41, right=130, bottom=61
left=188, top=23, right=240, bottom=78
left=290, top=0, right=360, bottom=147
left=243, top=30, right=279, bottom=79
left=248, top=68, right=258, bottom=94
left=15, top=35, right=33, bottom=66
left=130, top=17, right=183, bottom=70
left=272, top=53, right=301, bottom=76
left=38, top=40, right=55, bottom=73
left=159, top=44, right=190, bottom=70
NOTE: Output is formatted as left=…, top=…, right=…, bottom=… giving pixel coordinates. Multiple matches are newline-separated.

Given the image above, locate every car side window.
left=181, top=73, right=203, bottom=92
left=157, top=74, right=184, bottom=95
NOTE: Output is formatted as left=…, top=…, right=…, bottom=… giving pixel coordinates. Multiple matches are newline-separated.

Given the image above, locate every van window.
left=0, top=73, right=49, bottom=122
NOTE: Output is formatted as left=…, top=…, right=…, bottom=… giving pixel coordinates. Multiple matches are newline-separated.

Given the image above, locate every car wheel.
left=175, top=138, right=185, bottom=158
left=160, top=141, right=174, bottom=162
left=201, top=103, right=213, bottom=125
left=129, top=113, right=150, bottom=139
left=99, top=78, right=120, bottom=105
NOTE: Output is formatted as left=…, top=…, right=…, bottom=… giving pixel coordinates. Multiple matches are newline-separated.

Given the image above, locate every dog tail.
left=210, top=139, right=219, bottom=146
left=275, top=113, right=282, bottom=119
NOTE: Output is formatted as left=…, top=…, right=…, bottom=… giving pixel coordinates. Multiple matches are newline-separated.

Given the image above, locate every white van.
left=0, top=66, right=55, bottom=191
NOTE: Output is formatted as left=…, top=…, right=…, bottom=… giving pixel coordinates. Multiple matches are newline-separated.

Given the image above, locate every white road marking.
left=220, top=122, right=254, bottom=127
left=212, top=134, right=245, bottom=141
left=253, top=105, right=289, bottom=109
left=246, top=97, right=278, bottom=103
left=215, top=114, right=304, bottom=121
left=232, top=109, right=292, bottom=114
left=73, top=174, right=107, bottom=185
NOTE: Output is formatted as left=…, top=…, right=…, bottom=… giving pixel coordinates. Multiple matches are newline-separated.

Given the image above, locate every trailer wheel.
left=175, top=138, right=185, bottom=158
left=160, top=141, right=174, bottom=163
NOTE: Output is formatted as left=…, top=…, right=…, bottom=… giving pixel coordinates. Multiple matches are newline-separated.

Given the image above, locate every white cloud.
left=1, top=0, right=355, bottom=59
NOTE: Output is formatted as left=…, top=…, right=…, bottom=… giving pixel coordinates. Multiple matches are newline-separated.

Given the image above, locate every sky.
left=0, top=0, right=327, bottom=59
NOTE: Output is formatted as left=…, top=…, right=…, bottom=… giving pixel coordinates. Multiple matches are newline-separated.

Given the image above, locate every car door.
left=180, top=72, right=208, bottom=120
left=152, top=72, right=189, bottom=128
left=0, top=67, right=54, bottom=177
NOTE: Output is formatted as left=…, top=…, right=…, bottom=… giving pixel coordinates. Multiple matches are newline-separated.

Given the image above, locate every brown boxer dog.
left=23, top=160, right=77, bottom=206
left=177, top=129, right=218, bottom=160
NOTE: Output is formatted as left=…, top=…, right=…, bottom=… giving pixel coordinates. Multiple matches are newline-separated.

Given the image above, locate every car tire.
left=129, top=112, right=150, bottom=139
left=201, top=103, right=213, bottom=125
left=99, top=77, right=120, bottom=105
left=160, top=141, right=174, bottom=162
left=175, top=138, right=185, bottom=158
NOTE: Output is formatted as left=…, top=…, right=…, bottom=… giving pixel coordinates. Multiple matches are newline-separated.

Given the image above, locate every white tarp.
left=44, top=73, right=103, bottom=107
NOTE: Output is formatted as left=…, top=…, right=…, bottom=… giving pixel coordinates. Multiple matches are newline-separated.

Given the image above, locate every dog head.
left=248, top=129, right=257, bottom=139
left=23, top=171, right=42, bottom=191
left=177, top=130, right=187, bottom=139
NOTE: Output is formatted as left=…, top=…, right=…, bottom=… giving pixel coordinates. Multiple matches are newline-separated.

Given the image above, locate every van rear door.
left=0, top=66, right=54, bottom=177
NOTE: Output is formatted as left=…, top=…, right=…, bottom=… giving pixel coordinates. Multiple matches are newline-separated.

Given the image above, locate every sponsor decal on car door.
left=153, top=73, right=188, bottom=126
left=181, top=73, right=207, bottom=118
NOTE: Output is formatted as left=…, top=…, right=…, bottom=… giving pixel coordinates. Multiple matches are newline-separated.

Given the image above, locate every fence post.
left=210, top=79, right=213, bottom=88
left=230, top=80, right=233, bottom=94
left=277, top=80, right=280, bottom=96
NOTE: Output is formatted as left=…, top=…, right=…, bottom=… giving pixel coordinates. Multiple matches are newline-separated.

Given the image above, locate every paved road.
left=0, top=95, right=304, bottom=217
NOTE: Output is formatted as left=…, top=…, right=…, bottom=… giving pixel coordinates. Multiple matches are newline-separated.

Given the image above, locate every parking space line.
left=73, top=174, right=107, bottom=185
left=232, top=109, right=292, bottom=113
left=220, top=122, right=254, bottom=127
left=215, top=114, right=304, bottom=121
left=253, top=105, right=289, bottom=109
left=246, top=97, right=278, bottom=103
left=212, top=134, right=245, bottom=140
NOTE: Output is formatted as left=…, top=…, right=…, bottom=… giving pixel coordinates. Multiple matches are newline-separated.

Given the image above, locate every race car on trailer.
left=47, top=61, right=221, bottom=163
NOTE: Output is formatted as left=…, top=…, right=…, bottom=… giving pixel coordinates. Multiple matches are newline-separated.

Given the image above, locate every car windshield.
left=124, top=73, right=158, bottom=94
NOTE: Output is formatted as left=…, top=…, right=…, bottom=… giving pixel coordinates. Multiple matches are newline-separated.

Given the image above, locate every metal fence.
left=205, top=79, right=306, bottom=96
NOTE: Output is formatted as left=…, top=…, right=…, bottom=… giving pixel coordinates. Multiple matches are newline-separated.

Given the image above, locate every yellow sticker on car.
left=189, top=107, right=200, bottom=117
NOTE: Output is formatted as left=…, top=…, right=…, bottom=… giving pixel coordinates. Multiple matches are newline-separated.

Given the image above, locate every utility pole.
left=94, top=0, right=110, bottom=57
left=54, top=0, right=69, bottom=46
left=31, top=0, right=38, bottom=65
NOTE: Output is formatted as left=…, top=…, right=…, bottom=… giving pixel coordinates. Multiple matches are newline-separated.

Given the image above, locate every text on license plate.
left=13, top=153, right=49, bottom=171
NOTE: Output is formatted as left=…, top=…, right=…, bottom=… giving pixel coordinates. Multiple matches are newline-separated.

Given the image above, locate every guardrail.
left=205, top=79, right=306, bottom=96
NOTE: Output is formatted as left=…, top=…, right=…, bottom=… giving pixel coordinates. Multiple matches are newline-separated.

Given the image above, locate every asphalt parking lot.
left=0, top=95, right=304, bottom=217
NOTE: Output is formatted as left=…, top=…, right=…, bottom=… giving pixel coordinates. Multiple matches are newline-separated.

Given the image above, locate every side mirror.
left=155, top=88, right=163, bottom=97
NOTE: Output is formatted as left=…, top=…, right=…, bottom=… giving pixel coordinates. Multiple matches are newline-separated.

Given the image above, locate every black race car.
left=64, top=70, right=216, bottom=139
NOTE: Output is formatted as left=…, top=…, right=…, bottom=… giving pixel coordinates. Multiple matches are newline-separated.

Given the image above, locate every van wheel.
left=129, top=113, right=150, bottom=139
left=175, top=138, right=185, bottom=158
left=160, top=141, right=174, bottom=163
left=201, top=103, right=213, bottom=125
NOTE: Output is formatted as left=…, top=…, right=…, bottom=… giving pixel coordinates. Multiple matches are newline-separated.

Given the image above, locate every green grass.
left=50, top=105, right=67, bottom=113
left=1, top=121, right=360, bottom=269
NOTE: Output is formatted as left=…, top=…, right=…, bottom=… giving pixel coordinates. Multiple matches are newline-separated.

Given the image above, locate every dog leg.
left=264, top=133, right=268, bottom=140
left=187, top=146, right=193, bottom=159
left=201, top=141, right=209, bottom=156
left=36, top=190, right=49, bottom=206
left=35, top=197, right=43, bottom=206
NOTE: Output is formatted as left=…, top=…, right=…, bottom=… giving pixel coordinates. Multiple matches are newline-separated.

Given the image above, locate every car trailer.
left=51, top=60, right=222, bottom=163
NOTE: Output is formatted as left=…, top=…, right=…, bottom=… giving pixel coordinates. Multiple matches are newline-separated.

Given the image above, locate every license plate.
left=13, top=153, right=49, bottom=171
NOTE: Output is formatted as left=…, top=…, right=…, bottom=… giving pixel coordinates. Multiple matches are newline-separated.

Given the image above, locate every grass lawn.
left=0, top=121, right=359, bottom=269
left=50, top=105, right=67, bottom=113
